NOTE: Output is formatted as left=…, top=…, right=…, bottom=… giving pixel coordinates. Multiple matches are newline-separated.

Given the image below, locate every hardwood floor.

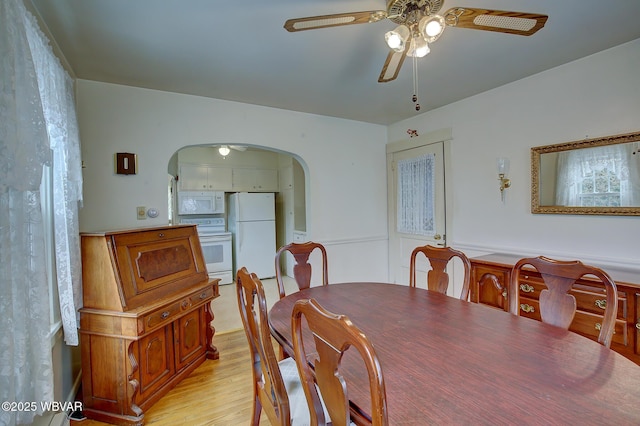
left=74, top=330, right=273, bottom=426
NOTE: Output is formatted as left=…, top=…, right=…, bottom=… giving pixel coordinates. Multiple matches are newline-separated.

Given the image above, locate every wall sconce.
left=496, top=157, right=511, bottom=201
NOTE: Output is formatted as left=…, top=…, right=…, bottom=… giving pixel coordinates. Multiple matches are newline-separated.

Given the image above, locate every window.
left=577, top=158, right=621, bottom=207
left=556, top=144, right=636, bottom=207
left=397, top=153, right=435, bottom=236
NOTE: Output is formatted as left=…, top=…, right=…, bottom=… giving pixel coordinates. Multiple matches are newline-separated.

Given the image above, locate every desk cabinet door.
left=139, top=326, right=175, bottom=400
left=175, top=307, right=207, bottom=371
left=472, top=265, right=509, bottom=311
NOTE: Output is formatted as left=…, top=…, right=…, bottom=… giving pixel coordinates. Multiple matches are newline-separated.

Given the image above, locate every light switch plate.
left=137, top=206, right=146, bottom=220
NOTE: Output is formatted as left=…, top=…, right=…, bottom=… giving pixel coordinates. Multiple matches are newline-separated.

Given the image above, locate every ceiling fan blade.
left=444, top=8, right=548, bottom=36
left=284, top=10, right=387, bottom=32
left=378, top=50, right=407, bottom=83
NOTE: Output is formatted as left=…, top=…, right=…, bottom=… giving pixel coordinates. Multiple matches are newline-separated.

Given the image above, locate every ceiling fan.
left=284, top=1, right=548, bottom=84
left=213, top=145, right=246, bottom=157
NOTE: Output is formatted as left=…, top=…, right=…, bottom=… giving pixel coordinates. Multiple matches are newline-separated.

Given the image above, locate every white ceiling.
left=30, top=0, right=640, bottom=125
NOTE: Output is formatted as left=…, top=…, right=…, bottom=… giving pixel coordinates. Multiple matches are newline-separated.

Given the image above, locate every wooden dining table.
left=268, top=282, right=640, bottom=425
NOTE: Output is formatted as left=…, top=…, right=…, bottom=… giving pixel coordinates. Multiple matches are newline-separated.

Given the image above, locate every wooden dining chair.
left=275, top=241, right=329, bottom=299
left=292, top=298, right=389, bottom=426
left=509, top=256, right=618, bottom=348
left=236, top=267, right=312, bottom=425
left=409, top=245, right=472, bottom=301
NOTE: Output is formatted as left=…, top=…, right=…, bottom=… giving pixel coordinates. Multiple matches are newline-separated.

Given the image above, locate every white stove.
left=180, top=217, right=233, bottom=285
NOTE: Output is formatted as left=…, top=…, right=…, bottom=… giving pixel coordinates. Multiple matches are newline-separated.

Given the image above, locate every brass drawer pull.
left=161, top=311, right=170, bottom=319
left=520, top=284, right=535, bottom=293
left=520, top=304, right=535, bottom=313
left=158, top=232, right=165, bottom=237
left=595, top=323, right=616, bottom=334
left=200, top=292, right=208, bottom=299
left=595, top=299, right=606, bottom=310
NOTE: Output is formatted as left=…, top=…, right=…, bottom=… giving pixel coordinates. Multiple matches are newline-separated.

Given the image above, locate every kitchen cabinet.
left=232, top=167, right=278, bottom=191
left=279, top=165, right=293, bottom=190
left=469, top=253, right=640, bottom=366
left=79, top=225, right=220, bottom=425
left=179, top=164, right=232, bottom=191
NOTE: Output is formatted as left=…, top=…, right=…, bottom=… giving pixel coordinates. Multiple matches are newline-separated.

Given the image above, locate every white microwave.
left=178, top=191, right=225, bottom=215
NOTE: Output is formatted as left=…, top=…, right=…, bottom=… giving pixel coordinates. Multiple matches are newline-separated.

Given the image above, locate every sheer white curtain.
left=397, top=154, right=435, bottom=235
left=1, top=0, right=83, bottom=424
left=556, top=144, right=638, bottom=206
left=26, top=1, right=84, bottom=346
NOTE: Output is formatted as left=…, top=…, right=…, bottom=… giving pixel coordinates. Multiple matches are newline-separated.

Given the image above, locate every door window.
left=397, top=153, right=436, bottom=236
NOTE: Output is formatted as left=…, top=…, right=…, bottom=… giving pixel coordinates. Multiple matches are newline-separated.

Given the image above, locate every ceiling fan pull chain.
left=412, top=54, right=420, bottom=111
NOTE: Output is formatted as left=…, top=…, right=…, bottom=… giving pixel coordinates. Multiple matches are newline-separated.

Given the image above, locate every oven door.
left=199, top=233, right=233, bottom=284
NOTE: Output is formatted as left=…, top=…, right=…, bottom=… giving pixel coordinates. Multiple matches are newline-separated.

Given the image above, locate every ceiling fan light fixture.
left=385, top=25, right=410, bottom=52
left=419, top=14, right=446, bottom=43
left=407, top=37, right=430, bottom=58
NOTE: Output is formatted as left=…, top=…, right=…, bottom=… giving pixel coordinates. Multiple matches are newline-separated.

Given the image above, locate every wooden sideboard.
left=469, top=253, right=640, bottom=365
left=79, top=225, right=220, bottom=425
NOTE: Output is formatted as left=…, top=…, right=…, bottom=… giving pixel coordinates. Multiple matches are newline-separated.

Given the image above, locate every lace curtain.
left=556, top=144, right=640, bottom=206
left=397, top=154, right=435, bottom=236
left=1, top=0, right=83, bottom=424
left=25, top=0, right=84, bottom=347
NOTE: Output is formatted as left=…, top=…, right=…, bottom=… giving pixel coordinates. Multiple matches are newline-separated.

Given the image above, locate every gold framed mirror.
left=531, top=131, right=640, bottom=215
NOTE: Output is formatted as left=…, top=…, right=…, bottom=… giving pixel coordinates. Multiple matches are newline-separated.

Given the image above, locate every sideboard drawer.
left=518, top=297, right=627, bottom=346
left=517, top=297, right=540, bottom=321
left=574, top=287, right=626, bottom=318
left=572, top=311, right=627, bottom=346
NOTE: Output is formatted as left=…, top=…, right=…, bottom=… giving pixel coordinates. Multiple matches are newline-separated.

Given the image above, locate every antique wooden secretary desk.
left=79, top=225, right=219, bottom=425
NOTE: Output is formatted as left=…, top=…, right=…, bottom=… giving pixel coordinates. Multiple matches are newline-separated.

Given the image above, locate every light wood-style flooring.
left=74, top=330, right=272, bottom=426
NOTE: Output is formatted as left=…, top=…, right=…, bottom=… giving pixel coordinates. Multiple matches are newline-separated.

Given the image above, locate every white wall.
left=75, top=80, right=389, bottom=282
left=388, top=39, right=640, bottom=269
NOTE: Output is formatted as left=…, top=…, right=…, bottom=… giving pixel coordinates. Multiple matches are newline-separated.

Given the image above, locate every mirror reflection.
left=531, top=131, right=640, bottom=215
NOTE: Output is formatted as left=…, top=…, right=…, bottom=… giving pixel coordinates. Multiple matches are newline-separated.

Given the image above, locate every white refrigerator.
left=228, top=192, right=276, bottom=279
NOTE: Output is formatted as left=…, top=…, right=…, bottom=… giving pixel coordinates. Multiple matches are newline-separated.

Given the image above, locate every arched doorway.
left=167, top=144, right=307, bottom=277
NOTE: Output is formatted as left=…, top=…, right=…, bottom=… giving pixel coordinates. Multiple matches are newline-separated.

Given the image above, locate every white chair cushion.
left=279, top=357, right=343, bottom=426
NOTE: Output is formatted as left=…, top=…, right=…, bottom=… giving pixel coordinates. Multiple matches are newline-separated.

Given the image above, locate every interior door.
left=388, top=141, right=446, bottom=285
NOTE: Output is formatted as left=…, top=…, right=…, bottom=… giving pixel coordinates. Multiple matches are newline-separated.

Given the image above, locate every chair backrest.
left=275, top=241, right=328, bottom=299
left=236, top=267, right=291, bottom=425
left=509, top=256, right=618, bottom=348
left=291, top=298, right=388, bottom=426
left=409, top=245, right=472, bottom=301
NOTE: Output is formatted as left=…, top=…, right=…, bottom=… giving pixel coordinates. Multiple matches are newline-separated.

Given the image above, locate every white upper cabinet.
left=232, top=168, right=278, bottom=192
left=179, top=164, right=232, bottom=191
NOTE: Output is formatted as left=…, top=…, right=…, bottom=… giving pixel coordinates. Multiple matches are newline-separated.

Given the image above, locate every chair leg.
left=251, top=393, right=262, bottom=426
